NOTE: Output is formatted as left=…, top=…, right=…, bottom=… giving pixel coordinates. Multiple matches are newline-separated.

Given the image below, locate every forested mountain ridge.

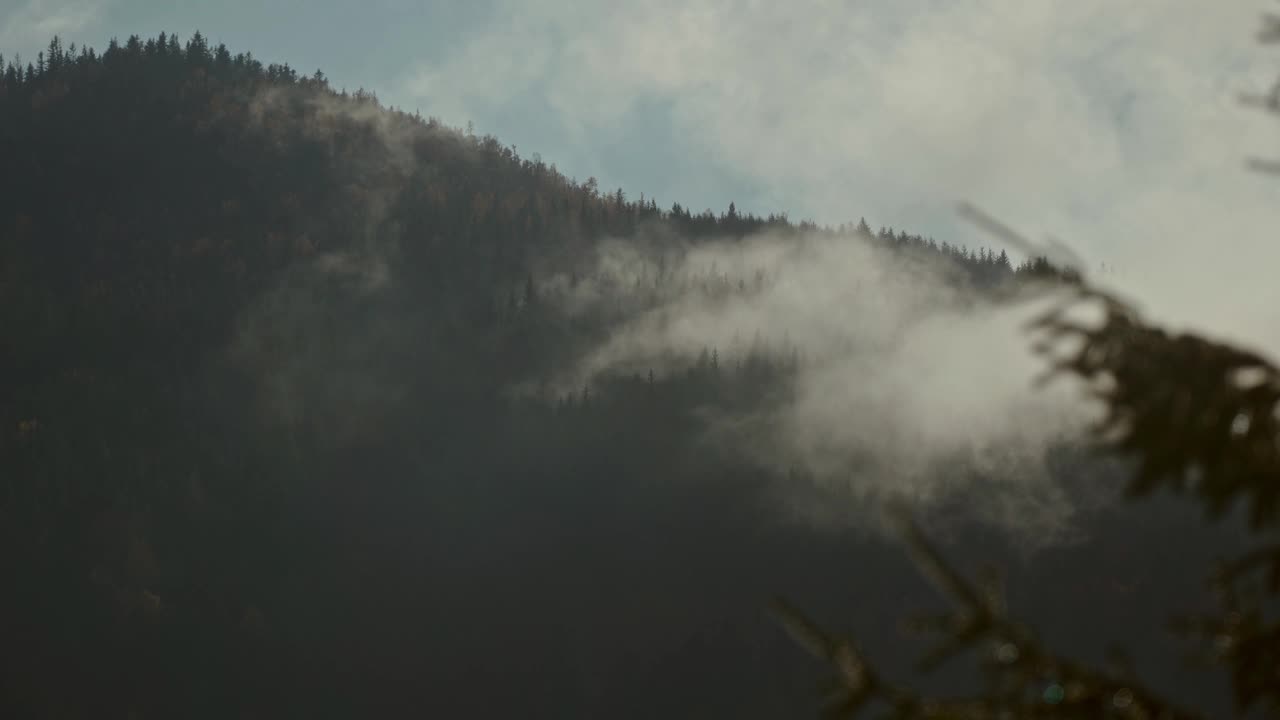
left=1, top=33, right=1200, bottom=720
left=0, top=31, right=1067, bottom=494
left=0, top=31, right=1055, bottom=321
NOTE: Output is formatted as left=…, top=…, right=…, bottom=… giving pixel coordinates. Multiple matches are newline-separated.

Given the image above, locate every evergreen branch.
left=775, top=509, right=1204, bottom=719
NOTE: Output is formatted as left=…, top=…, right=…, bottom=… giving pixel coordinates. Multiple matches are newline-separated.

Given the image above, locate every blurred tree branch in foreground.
left=774, top=14, right=1280, bottom=719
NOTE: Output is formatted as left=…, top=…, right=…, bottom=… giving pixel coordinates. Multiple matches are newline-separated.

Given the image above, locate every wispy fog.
left=547, top=228, right=1103, bottom=544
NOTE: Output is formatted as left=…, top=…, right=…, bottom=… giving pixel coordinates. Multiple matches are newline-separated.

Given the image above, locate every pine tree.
left=185, top=31, right=210, bottom=63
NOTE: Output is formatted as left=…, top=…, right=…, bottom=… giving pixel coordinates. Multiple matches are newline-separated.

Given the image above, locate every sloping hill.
left=1, top=33, right=1208, bottom=719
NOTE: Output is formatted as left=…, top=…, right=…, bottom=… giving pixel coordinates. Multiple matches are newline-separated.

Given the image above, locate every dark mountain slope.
left=0, top=34, right=1228, bottom=719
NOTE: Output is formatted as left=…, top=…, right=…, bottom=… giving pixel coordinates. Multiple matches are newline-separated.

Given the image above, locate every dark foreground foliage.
left=776, top=283, right=1280, bottom=718
left=769, top=18, right=1280, bottom=718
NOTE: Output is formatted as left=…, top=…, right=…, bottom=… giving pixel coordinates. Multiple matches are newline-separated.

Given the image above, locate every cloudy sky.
left=3, top=0, right=1278, bottom=346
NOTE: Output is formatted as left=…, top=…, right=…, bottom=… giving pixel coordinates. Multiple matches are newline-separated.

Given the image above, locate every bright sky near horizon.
left=3, top=0, right=1278, bottom=348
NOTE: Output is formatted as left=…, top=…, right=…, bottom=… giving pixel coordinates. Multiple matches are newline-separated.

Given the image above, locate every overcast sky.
left=3, top=0, right=1278, bottom=347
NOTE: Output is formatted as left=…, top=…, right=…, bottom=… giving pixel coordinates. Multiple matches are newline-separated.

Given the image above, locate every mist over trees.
left=0, top=33, right=1264, bottom=718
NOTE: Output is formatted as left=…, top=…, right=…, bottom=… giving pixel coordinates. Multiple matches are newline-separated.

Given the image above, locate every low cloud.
left=551, top=229, right=1101, bottom=545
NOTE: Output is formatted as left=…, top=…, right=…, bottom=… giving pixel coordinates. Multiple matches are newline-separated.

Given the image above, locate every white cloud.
left=0, top=0, right=105, bottom=59
left=548, top=228, right=1098, bottom=543
left=402, top=1, right=1280, bottom=354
